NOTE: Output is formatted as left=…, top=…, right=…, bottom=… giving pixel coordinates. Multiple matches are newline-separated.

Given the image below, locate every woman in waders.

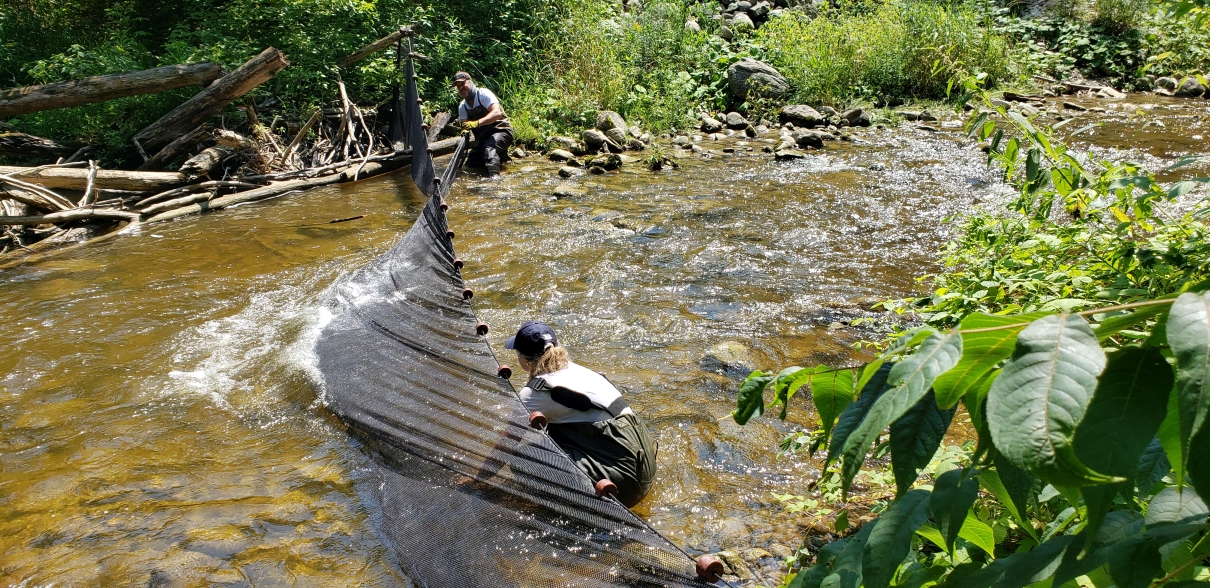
left=507, top=321, right=658, bottom=507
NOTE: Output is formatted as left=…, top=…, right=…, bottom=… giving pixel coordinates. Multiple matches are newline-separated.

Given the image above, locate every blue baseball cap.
left=505, top=321, right=557, bottom=358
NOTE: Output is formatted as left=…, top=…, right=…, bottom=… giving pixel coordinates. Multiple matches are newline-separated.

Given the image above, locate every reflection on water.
left=1, top=96, right=1205, bottom=585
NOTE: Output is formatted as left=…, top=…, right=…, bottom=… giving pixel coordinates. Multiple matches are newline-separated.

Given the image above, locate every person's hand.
left=463, top=120, right=479, bottom=129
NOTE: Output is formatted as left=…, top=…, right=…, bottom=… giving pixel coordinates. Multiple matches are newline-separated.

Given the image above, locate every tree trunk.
left=0, top=208, right=139, bottom=225
left=337, top=27, right=412, bottom=67
left=0, top=165, right=189, bottom=191
left=0, top=63, right=224, bottom=118
left=137, top=124, right=210, bottom=171
left=0, top=130, right=78, bottom=158
left=133, top=48, right=290, bottom=150
left=427, top=112, right=451, bottom=143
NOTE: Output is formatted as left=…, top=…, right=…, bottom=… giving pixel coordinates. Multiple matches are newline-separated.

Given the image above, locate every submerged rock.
left=701, top=341, right=755, bottom=376
left=553, top=184, right=586, bottom=198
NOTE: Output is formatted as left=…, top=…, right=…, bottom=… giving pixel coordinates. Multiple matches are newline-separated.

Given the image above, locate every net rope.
left=315, top=35, right=709, bottom=588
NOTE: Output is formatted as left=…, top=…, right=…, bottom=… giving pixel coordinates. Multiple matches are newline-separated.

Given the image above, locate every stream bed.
left=1, top=96, right=1207, bottom=586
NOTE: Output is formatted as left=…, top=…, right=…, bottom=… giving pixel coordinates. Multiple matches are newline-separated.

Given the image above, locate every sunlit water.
left=2, top=96, right=1205, bottom=586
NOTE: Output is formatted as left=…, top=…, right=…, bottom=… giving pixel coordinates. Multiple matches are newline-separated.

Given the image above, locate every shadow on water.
left=0, top=94, right=1206, bottom=585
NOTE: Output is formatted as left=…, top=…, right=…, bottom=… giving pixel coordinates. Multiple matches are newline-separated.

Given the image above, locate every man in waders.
left=452, top=71, right=513, bottom=177
left=507, top=321, right=657, bottom=507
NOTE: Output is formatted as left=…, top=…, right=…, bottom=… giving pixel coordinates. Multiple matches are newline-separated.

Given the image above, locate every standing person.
left=506, top=321, right=658, bottom=507
left=451, top=71, right=513, bottom=177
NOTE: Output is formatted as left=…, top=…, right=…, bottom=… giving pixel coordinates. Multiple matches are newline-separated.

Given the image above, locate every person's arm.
left=474, top=102, right=504, bottom=127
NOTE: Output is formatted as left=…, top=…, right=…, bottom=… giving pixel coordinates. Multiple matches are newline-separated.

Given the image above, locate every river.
left=1, top=96, right=1206, bottom=586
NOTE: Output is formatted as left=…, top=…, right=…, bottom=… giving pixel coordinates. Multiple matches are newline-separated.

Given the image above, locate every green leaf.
left=934, top=312, right=1048, bottom=409
left=1080, top=484, right=1119, bottom=550
left=840, top=331, right=963, bottom=495
left=1159, top=386, right=1185, bottom=488
left=812, top=368, right=856, bottom=438
left=1144, top=486, right=1208, bottom=526
left=832, top=520, right=878, bottom=588
left=992, top=449, right=1041, bottom=539
left=862, top=489, right=932, bottom=588
left=1104, top=522, right=1210, bottom=588
left=732, top=370, right=772, bottom=425
left=991, top=534, right=1077, bottom=588
left=1168, top=292, right=1210, bottom=497
left=828, top=363, right=894, bottom=467
left=957, top=516, right=996, bottom=557
left=931, top=468, right=980, bottom=553
left=773, top=366, right=813, bottom=420
left=890, top=390, right=955, bottom=496
left=1072, top=346, right=1173, bottom=478
left=987, top=314, right=1118, bottom=485
left=1094, top=304, right=1169, bottom=341
left=1135, top=437, right=1170, bottom=494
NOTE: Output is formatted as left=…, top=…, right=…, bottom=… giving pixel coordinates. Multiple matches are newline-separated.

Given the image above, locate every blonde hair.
left=527, top=345, right=569, bottom=378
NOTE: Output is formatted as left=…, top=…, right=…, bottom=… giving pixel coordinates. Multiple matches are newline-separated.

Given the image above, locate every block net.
left=314, top=37, right=708, bottom=588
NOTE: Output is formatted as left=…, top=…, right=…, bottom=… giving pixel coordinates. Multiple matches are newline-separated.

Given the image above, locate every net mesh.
left=314, top=38, right=707, bottom=588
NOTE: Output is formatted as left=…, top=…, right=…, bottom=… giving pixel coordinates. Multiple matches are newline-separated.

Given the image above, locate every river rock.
left=718, top=26, right=734, bottom=40
left=990, top=98, right=1012, bottom=109
left=701, top=341, right=755, bottom=376
left=792, top=128, right=826, bottom=148
left=629, top=125, right=643, bottom=138
left=1063, top=101, right=1087, bottom=111
left=588, top=152, right=622, bottom=170
left=1176, top=76, right=1205, bottom=98
left=639, top=132, right=652, bottom=143
left=919, top=111, right=938, bottom=121
left=553, top=184, right=586, bottom=198
left=751, top=0, right=771, bottom=17
left=548, top=149, right=576, bottom=162
left=595, top=110, right=628, bottom=132
left=736, top=1, right=752, bottom=11
left=898, top=110, right=921, bottom=121
left=1096, top=86, right=1127, bottom=99
left=548, top=135, right=579, bottom=151
left=727, top=58, right=789, bottom=101
left=712, top=550, right=754, bottom=582
left=626, top=138, right=646, bottom=150
left=841, top=108, right=871, bottom=126
left=731, top=11, right=755, bottom=30
left=1155, top=76, right=1178, bottom=91
left=775, top=139, right=796, bottom=151
left=700, top=112, right=725, bottom=133
left=725, top=112, right=749, bottom=128
left=778, top=104, right=823, bottom=127
left=558, top=166, right=583, bottom=178
left=672, top=135, right=691, bottom=146
left=775, top=148, right=806, bottom=160
left=686, top=18, right=701, bottom=32
left=606, top=127, right=628, bottom=146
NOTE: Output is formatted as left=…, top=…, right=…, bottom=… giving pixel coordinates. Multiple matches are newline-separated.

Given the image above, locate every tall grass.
left=756, top=0, right=1011, bottom=107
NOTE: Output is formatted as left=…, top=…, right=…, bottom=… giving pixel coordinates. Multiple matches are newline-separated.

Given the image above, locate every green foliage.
left=736, top=86, right=1210, bottom=587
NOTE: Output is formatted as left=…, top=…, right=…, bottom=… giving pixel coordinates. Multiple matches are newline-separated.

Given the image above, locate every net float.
left=475, top=322, right=489, bottom=336
left=595, top=479, right=618, bottom=498
left=461, top=288, right=473, bottom=300
left=528, top=411, right=547, bottom=429
left=497, top=365, right=512, bottom=379
left=696, top=556, right=724, bottom=583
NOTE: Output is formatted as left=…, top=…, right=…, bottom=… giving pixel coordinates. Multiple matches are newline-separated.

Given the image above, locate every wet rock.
left=1017, top=104, right=1039, bottom=117
left=778, top=104, right=824, bottom=127
left=713, top=550, right=754, bottom=582
left=725, top=112, right=750, bottom=128
left=1063, top=101, right=1088, bottom=111
left=672, top=135, right=691, bottom=146
left=588, top=166, right=607, bottom=175
left=548, top=149, right=576, bottom=162
left=584, top=128, right=622, bottom=152
left=594, top=110, right=628, bottom=132
left=731, top=11, right=755, bottom=31
left=510, top=147, right=528, bottom=159
left=1155, top=76, right=1178, bottom=91
left=722, top=147, right=736, bottom=153
left=605, top=127, right=628, bottom=146
left=1097, top=86, right=1127, bottom=99
left=708, top=132, right=725, bottom=141
left=990, top=98, right=1011, bottom=109
left=791, top=128, right=827, bottom=148
left=741, top=547, right=773, bottom=561
left=1155, top=88, right=1175, bottom=97
left=548, top=135, right=580, bottom=151
left=686, top=18, right=701, bottom=32
left=819, top=105, right=839, bottom=117
left=754, top=124, right=769, bottom=134
left=558, top=166, right=583, bottom=178
left=727, top=58, right=789, bottom=101
left=626, top=137, right=647, bottom=150
left=700, top=112, right=725, bottom=133
left=768, top=544, right=795, bottom=559
left=588, top=152, right=622, bottom=170
left=690, top=144, right=705, bottom=154
left=919, top=111, right=938, bottom=121
left=775, top=149, right=806, bottom=160
left=553, top=184, right=586, bottom=198
left=775, top=139, right=796, bottom=151
left=841, top=108, right=871, bottom=127
left=702, top=341, right=755, bottom=376
left=1176, top=76, right=1206, bottom=98
left=898, top=110, right=922, bottom=121
left=639, top=132, right=652, bottom=143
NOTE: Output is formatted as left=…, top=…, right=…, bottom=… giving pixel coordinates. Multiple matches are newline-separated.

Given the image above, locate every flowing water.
left=2, top=96, right=1207, bottom=586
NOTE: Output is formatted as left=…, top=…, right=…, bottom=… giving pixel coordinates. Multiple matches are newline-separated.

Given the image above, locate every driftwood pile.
left=0, top=26, right=456, bottom=264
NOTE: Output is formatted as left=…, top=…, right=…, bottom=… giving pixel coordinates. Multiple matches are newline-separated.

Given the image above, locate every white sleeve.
left=478, top=89, right=500, bottom=108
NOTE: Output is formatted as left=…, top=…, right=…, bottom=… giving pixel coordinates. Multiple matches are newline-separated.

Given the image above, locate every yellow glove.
left=463, top=120, right=480, bottom=129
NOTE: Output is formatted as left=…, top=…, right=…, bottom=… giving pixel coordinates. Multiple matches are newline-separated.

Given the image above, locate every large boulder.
left=750, top=0, right=771, bottom=17
left=718, top=26, right=735, bottom=41
left=727, top=58, right=789, bottom=102
left=583, top=128, right=609, bottom=149
left=594, top=110, right=628, bottom=132
left=731, top=12, right=755, bottom=31
left=1176, top=76, right=1205, bottom=98
left=725, top=112, right=750, bottom=129
left=778, top=104, right=823, bottom=127
left=841, top=108, right=871, bottom=127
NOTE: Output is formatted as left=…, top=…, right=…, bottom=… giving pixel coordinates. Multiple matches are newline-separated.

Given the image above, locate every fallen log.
left=139, top=191, right=216, bottom=216
left=0, top=63, right=224, bottom=118
left=135, top=180, right=260, bottom=208
left=179, top=146, right=231, bottom=179
left=427, top=112, right=451, bottom=143
left=133, top=48, right=289, bottom=150
left=240, top=135, right=459, bottom=183
left=0, top=130, right=78, bottom=158
left=337, top=26, right=413, bottom=68
left=0, top=208, right=140, bottom=225
left=0, top=183, right=70, bottom=212
left=137, top=124, right=211, bottom=171
left=0, top=165, right=189, bottom=192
